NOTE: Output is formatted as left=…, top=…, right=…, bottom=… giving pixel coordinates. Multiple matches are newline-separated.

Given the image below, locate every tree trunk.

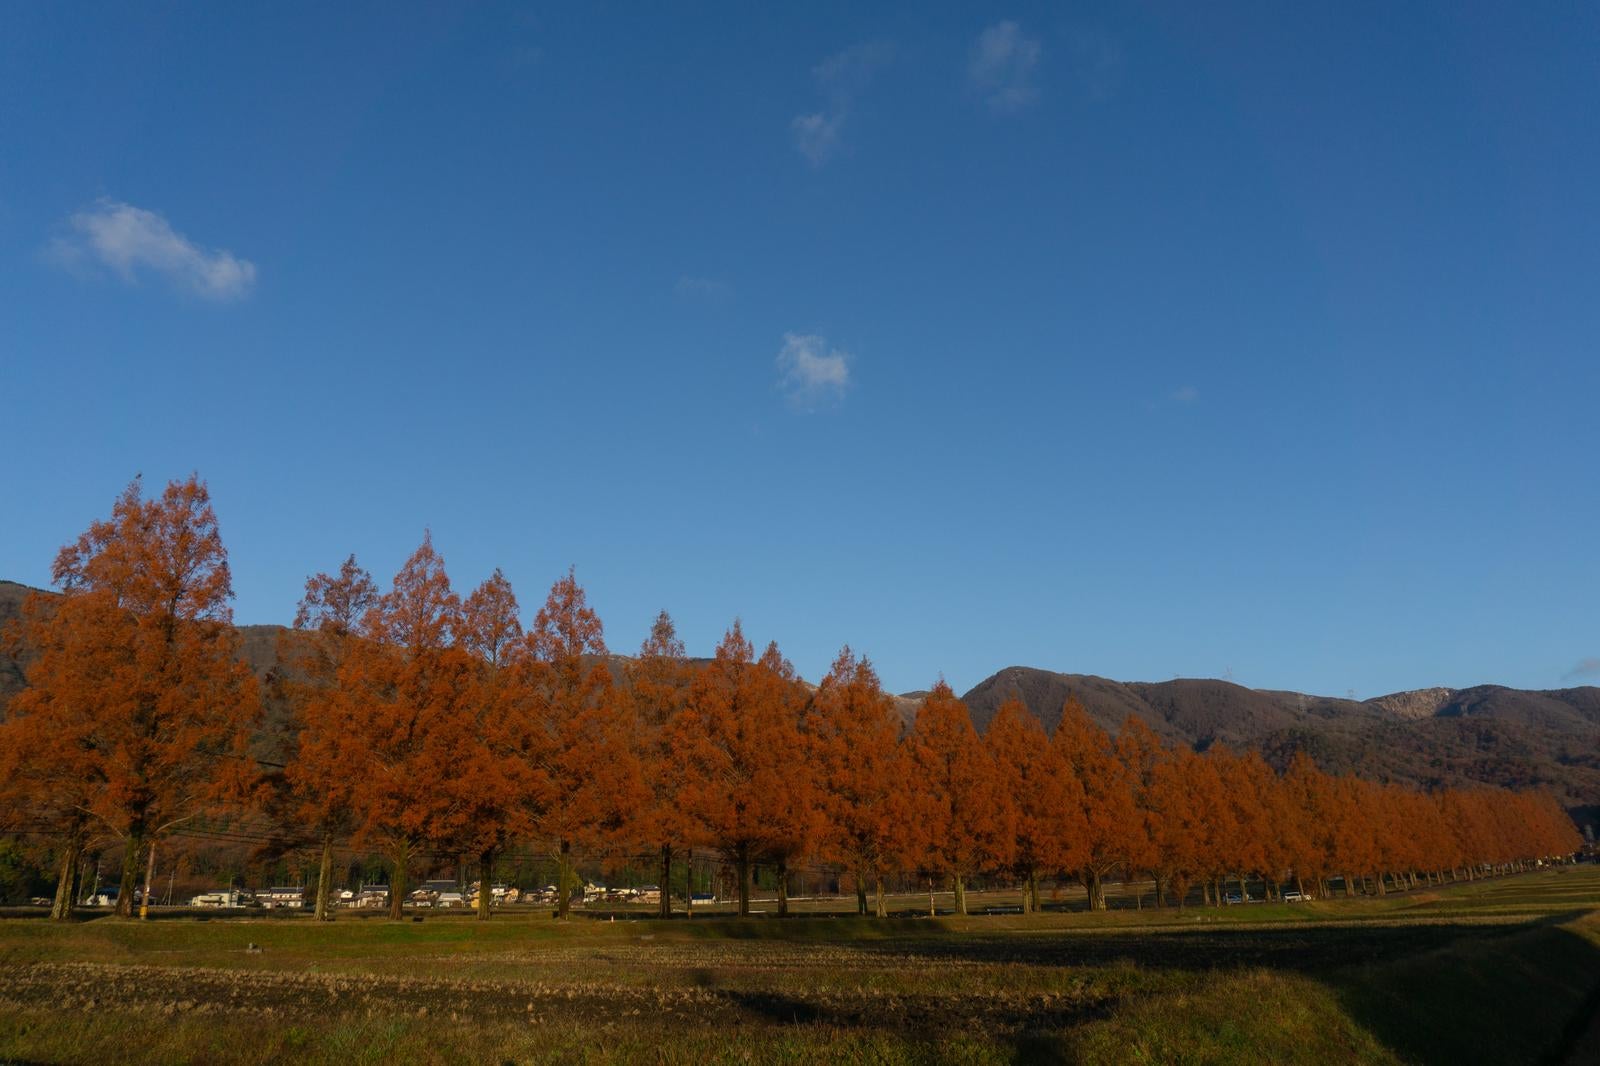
left=659, top=843, right=672, bottom=920
left=51, top=825, right=83, bottom=922
left=953, top=872, right=967, bottom=916
left=556, top=839, right=573, bottom=919
left=388, top=842, right=409, bottom=920
left=856, top=868, right=869, bottom=916
left=734, top=843, right=752, bottom=916
left=1086, top=868, right=1106, bottom=912
left=139, top=838, right=156, bottom=920
left=1029, top=871, right=1041, bottom=914
left=476, top=848, right=494, bottom=922
left=314, top=834, right=336, bottom=921
left=873, top=873, right=887, bottom=918
left=1344, top=873, right=1356, bottom=898
left=685, top=848, right=693, bottom=918
left=115, top=824, right=145, bottom=918
left=777, top=858, right=789, bottom=918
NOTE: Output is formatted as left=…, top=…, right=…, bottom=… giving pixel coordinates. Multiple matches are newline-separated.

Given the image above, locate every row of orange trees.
left=1, top=477, right=1582, bottom=921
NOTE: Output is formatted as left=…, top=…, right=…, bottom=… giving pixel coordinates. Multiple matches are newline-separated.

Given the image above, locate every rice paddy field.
left=1, top=865, right=1597, bottom=1065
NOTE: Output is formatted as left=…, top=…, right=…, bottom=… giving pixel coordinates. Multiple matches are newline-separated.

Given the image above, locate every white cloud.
left=1172, top=385, right=1200, bottom=404
left=970, top=21, right=1041, bottom=113
left=791, top=43, right=892, bottom=167
left=791, top=112, right=845, bottom=166
left=48, top=199, right=256, bottom=300
left=776, top=332, right=852, bottom=409
left=675, top=275, right=732, bottom=301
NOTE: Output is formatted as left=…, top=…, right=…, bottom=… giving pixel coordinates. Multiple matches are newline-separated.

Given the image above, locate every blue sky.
left=3, top=3, right=1597, bottom=698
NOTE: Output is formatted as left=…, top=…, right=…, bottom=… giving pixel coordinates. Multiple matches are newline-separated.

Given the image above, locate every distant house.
left=637, top=885, right=662, bottom=905
left=261, top=886, right=303, bottom=908
left=190, top=889, right=246, bottom=908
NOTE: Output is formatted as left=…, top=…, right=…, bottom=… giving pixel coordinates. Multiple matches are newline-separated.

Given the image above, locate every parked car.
left=1224, top=893, right=1244, bottom=905
left=1282, top=890, right=1309, bottom=902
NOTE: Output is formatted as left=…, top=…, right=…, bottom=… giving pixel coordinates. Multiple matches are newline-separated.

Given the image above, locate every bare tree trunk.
left=1029, top=872, right=1041, bottom=914
left=51, top=825, right=83, bottom=922
left=556, top=839, right=573, bottom=919
left=856, top=867, right=869, bottom=915
left=777, top=858, right=789, bottom=917
left=685, top=848, right=693, bottom=918
left=1020, top=873, right=1031, bottom=915
left=388, top=842, right=409, bottom=920
left=734, top=843, right=752, bottom=916
left=314, top=834, right=336, bottom=921
left=476, top=848, right=494, bottom=921
left=116, top=823, right=145, bottom=918
left=873, top=873, right=887, bottom=918
left=953, top=873, right=967, bottom=916
left=1086, top=868, right=1106, bottom=911
left=138, top=838, right=156, bottom=921
left=659, top=843, right=672, bottom=919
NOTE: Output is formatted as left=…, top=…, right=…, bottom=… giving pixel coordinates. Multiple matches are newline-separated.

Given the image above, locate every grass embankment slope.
left=0, top=867, right=1596, bottom=1065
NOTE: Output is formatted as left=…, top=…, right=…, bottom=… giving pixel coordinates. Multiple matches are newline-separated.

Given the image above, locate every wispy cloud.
left=970, top=21, right=1041, bottom=113
left=1171, top=385, right=1200, bottom=404
left=776, top=332, right=852, bottom=409
left=674, top=275, right=732, bottom=302
left=1564, top=657, right=1600, bottom=681
left=791, top=42, right=893, bottom=167
left=1067, top=28, right=1123, bottom=100
left=47, top=199, right=256, bottom=300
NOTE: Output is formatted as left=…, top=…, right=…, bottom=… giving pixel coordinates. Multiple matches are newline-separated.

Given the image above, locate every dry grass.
left=0, top=866, right=1594, bottom=1065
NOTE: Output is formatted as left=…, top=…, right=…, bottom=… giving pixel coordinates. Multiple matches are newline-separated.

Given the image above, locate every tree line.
left=0, top=477, right=1582, bottom=922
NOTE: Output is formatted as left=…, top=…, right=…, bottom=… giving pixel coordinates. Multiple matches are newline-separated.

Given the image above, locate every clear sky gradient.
left=3, top=3, right=1596, bottom=698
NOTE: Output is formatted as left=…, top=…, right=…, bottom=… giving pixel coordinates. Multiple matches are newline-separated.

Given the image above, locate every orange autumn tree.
left=673, top=624, right=818, bottom=915
left=5, top=477, right=259, bottom=918
left=1, top=589, right=129, bottom=920
left=984, top=696, right=1087, bottom=913
left=527, top=568, right=644, bottom=918
left=905, top=681, right=1010, bottom=915
left=627, top=610, right=693, bottom=918
left=809, top=647, right=907, bottom=918
left=337, top=534, right=476, bottom=919
left=751, top=639, right=825, bottom=916
left=276, top=554, right=379, bottom=920
left=453, top=568, right=552, bottom=921
left=1052, top=696, right=1138, bottom=910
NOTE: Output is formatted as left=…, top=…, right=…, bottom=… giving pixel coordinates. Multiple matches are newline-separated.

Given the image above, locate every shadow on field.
left=1328, top=911, right=1600, bottom=1066
left=837, top=917, right=1558, bottom=974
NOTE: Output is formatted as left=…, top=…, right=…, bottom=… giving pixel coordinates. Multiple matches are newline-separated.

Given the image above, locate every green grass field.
left=1, top=866, right=1597, bottom=1065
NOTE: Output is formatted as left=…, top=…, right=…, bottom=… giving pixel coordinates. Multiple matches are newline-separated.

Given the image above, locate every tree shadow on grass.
left=837, top=917, right=1558, bottom=975
left=1328, top=911, right=1600, bottom=1066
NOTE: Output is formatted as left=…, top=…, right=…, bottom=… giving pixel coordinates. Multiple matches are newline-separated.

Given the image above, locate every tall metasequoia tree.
left=276, top=555, right=378, bottom=920
left=454, top=569, right=552, bottom=921
left=673, top=624, right=816, bottom=916
left=527, top=568, right=643, bottom=918
left=905, top=682, right=1010, bottom=915
left=338, top=534, right=474, bottom=919
left=750, top=640, right=824, bottom=917
left=4, top=477, right=260, bottom=918
left=984, top=696, right=1087, bottom=913
left=809, top=647, right=906, bottom=917
left=1051, top=697, right=1138, bottom=911
left=1, top=590, right=124, bottom=920
left=628, top=611, right=692, bottom=918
